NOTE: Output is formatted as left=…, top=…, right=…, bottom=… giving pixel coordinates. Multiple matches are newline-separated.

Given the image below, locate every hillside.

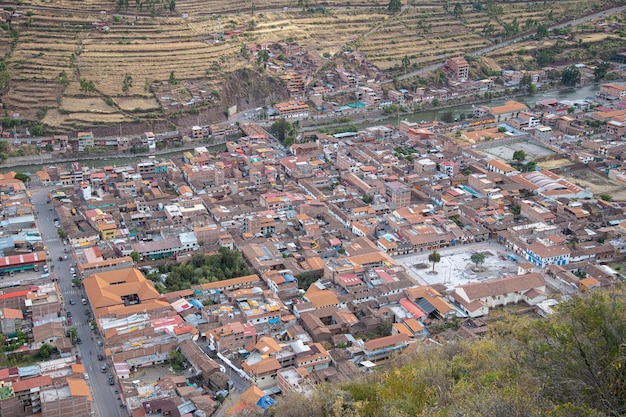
left=0, top=0, right=622, bottom=133
left=263, top=288, right=626, bottom=417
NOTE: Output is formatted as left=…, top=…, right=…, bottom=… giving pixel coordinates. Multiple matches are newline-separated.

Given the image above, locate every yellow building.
left=85, top=208, right=117, bottom=240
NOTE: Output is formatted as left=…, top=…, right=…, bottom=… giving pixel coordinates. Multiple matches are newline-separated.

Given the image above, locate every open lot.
left=481, top=141, right=556, bottom=161
left=536, top=157, right=575, bottom=170
left=563, top=168, right=626, bottom=201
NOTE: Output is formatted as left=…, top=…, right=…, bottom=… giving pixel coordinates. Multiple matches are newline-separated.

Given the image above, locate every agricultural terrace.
left=359, top=0, right=615, bottom=70
left=0, top=0, right=620, bottom=129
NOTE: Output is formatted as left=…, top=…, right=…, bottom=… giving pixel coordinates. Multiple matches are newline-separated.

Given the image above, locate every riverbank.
left=0, top=141, right=227, bottom=174
left=302, top=82, right=603, bottom=132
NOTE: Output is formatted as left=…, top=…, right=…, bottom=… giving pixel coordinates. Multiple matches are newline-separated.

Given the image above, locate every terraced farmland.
left=0, top=0, right=621, bottom=132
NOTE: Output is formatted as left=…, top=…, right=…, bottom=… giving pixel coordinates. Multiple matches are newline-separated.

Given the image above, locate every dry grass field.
left=0, top=0, right=620, bottom=131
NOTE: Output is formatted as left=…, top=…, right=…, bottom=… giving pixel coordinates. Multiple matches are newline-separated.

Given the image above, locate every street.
left=31, top=182, right=126, bottom=417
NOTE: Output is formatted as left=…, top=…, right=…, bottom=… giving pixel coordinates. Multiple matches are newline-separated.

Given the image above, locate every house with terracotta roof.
left=404, top=286, right=456, bottom=320
left=525, top=239, right=570, bottom=268
left=452, top=273, right=547, bottom=317
left=225, top=385, right=275, bottom=416
left=206, top=321, right=257, bottom=352
left=242, top=356, right=282, bottom=390
left=361, top=333, right=410, bottom=363
left=0, top=372, right=90, bottom=417
left=487, top=159, right=518, bottom=176
left=178, top=339, right=222, bottom=384
left=83, top=268, right=170, bottom=320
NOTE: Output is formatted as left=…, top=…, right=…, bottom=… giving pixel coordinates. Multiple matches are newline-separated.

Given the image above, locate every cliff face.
left=220, top=68, right=289, bottom=112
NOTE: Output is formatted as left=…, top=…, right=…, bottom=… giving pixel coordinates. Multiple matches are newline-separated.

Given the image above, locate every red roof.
left=0, top=251, right=46, bottom=268
left=0, top=290, right=29, bottom=300
left=399, top=298, right=426, bottom=319
left=12, top=375, right=52, bottom=392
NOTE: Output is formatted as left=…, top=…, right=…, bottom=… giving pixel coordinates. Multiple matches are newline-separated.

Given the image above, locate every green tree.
left=378, top=320, right=392, bottom=337
left=0, top=60, right=10, bottom=94
left=57, top=228, right=67, bottom=240
left=428, top=250, right=441, bottom=273
left=519, top=73, right=532, bottom=91
left=79, top=78, right=96, bottom=93
left=122, top=73, right=133, bottom=94
left=38, top=343, right=53, bottom=360
left=453, top=2, right=463, bottom=16
left=362, top=194, right=373, bottom=204
left=14, top=172, right=30, bottom=183
left=516, top=290, right=626, bottom=416
left=535, top=23, right=548, bottom=39
left=388, top=0, right=402, bottom=13
left=600, top=193, right=613, bottom=202
left=269, top=118, right=293, bottom=144
left=56, top=70, right=70, bottom=87
left=257, top=49, right=270, bottom=65
left=523, top=161, right=537, bottom=172
left=169, top=0, right=175, bottom=11
left=594, top=61, right=610, bottom=82
left=66, top=327, right=78, bottom=342
left=441, top=110, right=454, bottom=123
left=510, top=204, right=521, bottom=216
left=169, top=71, right=178, bottom=85
left=470, top=252, right=486, bottom=267
left=401, top=55, right=410, bottom=74
left=512, top=150, right=526, bottom=162
left=130, top=250, right=140, bottom=262
left=561, top=65, right=581, bottom=86
left=169, top=350, right=185, bottom=370
left=535, top=48, right=554, bottom=67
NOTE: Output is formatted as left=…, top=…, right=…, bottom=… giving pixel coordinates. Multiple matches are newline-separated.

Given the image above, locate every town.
left=0, top=67, right=624, bottom=416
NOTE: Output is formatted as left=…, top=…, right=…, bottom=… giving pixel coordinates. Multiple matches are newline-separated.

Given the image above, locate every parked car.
left=76, top=337, right=82, bottom=344
left=69, top=299, right=75, bottom=305
left=66, top=311, right=72, bottom=318
left=58, top=256, right=63, bottom=261
left=101, top=364, right=107, bottom=372
left=97, top=354, right=104, bottom=361
left=82, top=298, right=87, bottom=305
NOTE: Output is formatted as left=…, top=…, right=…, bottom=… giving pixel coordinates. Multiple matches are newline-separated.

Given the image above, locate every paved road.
left=31, top=183, right=126, bottom=417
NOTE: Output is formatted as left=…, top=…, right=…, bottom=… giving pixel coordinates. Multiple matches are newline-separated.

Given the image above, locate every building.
left=384, top=181, right=411, bottom=207
left=447, top=57, right=469, bottom=81
left=600, top=83, right=626, bottom=100
left=77, top=131, right=94, bottom=151
left=83, top=268, right=170, bottom=320
left=475, top=100, right=528, bottom=122
left=526, top=241, right=571, bottom=268
left=361, top=333, right=410, bottom=363
left=452, top=273, right=548, bottom=317
left=274, top=101, right=309, bottom=119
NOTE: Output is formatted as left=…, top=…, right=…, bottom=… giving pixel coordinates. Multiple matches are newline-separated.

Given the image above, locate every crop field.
left=0, top=0, right=620, bottom=131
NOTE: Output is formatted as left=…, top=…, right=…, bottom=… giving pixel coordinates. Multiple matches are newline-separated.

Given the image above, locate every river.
left=0, top=84, right=603, bottom=174
left=365, top=84, right=601, bottom=127
left=0, top=143, right=227, bottom=175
